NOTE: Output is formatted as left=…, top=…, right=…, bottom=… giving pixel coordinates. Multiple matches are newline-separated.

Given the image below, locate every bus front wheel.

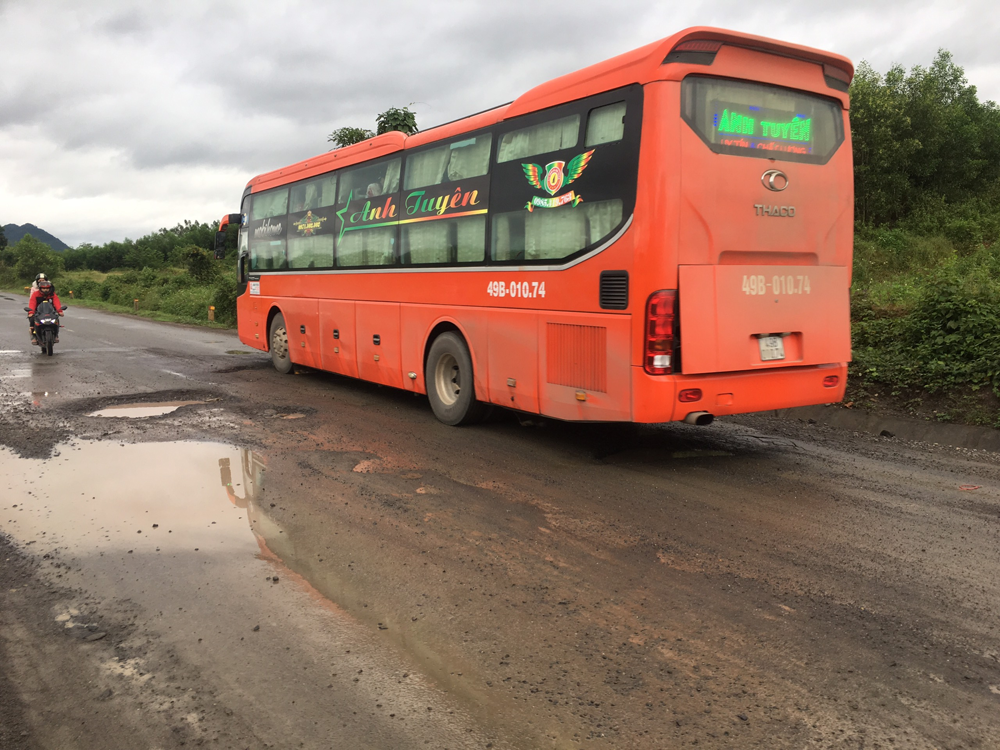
left=268, top=313, right=294, bottom=375
left=425, top=332, right=489, bottom=426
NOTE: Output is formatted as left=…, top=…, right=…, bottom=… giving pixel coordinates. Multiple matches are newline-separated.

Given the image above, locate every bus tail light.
left=822, top=375, right=840, bottom=388
left=678, top=389, right=702, bottom=403
left=644, top=290, right=677, bottom=375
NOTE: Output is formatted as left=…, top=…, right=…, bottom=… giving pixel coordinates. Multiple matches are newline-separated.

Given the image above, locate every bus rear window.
left=681, top=76, right=844, bottom=164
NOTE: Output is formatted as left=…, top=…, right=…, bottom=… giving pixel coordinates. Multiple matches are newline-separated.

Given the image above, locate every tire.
left=425, top=332, right=489, bottom=426
left=268, top=313, right=294, bottom=374
left=43, top=329, right=54, bottom=356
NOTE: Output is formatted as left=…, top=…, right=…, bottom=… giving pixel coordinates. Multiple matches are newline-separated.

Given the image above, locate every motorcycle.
left=25, top=300, right=67, bottom=356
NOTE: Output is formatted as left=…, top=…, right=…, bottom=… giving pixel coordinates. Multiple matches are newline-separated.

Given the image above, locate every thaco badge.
left=758, top=335, right=785, bottom=361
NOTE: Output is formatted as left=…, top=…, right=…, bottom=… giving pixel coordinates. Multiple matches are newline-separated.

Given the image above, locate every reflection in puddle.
left=1, top=441, right=514, bottom=742
left=88, top=401, right=205, bottom=418
left=0, top=441, right=513, bottom=747
left=0, top=441, right=256, bottom=557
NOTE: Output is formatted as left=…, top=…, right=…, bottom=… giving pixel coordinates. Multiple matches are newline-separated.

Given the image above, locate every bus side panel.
left=356, top=302, right=402, bottom=388
left=538, top=312, right=632, bottom=422
left=679, top=265, right=850, bottom=375
left=237, top=292, right=267, bottom=350
left=318, top=300, right=358, bottom=378
left=487, top=310, right=540, bottom=414
left=279, top=298, right=320, bottom=369
left=399, top=307, right=490, bottom=398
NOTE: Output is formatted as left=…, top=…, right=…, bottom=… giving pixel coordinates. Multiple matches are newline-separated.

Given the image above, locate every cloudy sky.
left=1, top=0, right=998, bottom=248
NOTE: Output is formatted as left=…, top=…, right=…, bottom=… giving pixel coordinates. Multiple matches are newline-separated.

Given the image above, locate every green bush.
left=211, top=277, right=238, bottom=325
left=159, top=286, right=214, bottom=319
left=852, top=263, right=1000, bottom=400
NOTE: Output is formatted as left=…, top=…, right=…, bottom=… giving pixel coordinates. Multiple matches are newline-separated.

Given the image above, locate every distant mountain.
left=3, top=223, right=71, bottom=252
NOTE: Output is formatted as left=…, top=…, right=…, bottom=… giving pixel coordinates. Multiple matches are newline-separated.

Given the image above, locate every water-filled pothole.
left=0, top=441, right=257, bottom=555
left=87, top=401, right=206, bottom=418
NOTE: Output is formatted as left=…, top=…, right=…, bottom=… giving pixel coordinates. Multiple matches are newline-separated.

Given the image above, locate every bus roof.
left=504, top=27, right=853, bottom=118
left=246, top=26, right=853, bottom=194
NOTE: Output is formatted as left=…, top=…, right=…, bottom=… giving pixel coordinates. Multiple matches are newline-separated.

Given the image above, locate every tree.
left=0, top=224, right=7, bottom=252
left=376, top=105, right=417, bottom=136
left=327, top=105, right=418, bottom=148
left=180, top=245, right=218, bottom=283
left=327, top=126, right=375, bottom=148
left=11, top=234, right=65, bottom=282
left=850, top=50, right=1000, bottom=230
left=124, top=242, right=163, bottom=270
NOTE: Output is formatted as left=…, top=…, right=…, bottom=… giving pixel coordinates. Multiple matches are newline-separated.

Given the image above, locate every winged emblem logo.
left=521, top=150, right=595, bottom=211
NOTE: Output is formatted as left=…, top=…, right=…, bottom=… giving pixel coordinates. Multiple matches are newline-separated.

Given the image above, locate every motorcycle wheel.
left=43, top=329, right=54, bottom=356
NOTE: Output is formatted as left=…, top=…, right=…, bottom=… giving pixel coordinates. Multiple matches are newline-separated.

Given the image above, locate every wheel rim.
left=434, top=352, right=461, bottom=406
left=272, top=326, right=288, bottom=361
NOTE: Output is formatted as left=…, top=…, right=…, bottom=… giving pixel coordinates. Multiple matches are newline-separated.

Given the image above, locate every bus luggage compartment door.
left=677, top=265, right=850, bottom=375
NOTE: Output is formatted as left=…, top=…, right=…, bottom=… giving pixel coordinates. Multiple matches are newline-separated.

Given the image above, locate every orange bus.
left=217, top=27, right=854, bottom=426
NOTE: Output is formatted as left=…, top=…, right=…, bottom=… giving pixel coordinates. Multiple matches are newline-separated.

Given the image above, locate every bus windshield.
left=681, top=76, right=844, bottom=164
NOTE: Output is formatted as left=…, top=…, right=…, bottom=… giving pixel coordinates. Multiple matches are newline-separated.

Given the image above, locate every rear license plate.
left=758, top=335, right=785, bottom=361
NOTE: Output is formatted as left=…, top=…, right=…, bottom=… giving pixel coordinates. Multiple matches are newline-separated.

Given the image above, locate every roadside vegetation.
left=2, top=53, right=1000, bottom=424
left=0, top=221, right=238, bottom=327
left=848, top=51, right=1000, bottom=425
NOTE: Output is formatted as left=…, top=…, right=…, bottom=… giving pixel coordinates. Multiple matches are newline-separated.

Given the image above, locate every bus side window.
left=249, top=187, right=289, bottom=271
left=585, top=102, right=626, bottom=146
left=399, top=133, right=491, bottom=266
left=404, top=134, right=491, bottom=190
left=288, top=174, right=337, bottom=269
left=338, top=159, right=400, bottom=203
left=497, top=115, right=580, bottom=163
left=491, top=200, right=623, bottom=262
left=447, top=135, right=491, bottom=181
left=337, top=227, right=396, bottom=268
left=402, top=215, right=485, bottom=265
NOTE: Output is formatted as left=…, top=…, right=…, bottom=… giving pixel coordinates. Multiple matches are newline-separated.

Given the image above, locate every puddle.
left=0, top=441, right=257, bottom=557
left=0, top=443, right=503, bottom=748
left=87, top=400, right=205, bottom=418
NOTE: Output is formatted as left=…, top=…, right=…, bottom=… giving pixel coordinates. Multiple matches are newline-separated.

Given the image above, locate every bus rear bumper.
left=632, top=363, right=848, bottom=423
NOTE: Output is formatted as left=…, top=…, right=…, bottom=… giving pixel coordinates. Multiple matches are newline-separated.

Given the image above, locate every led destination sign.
left=711, top=101, right=813, bottom=155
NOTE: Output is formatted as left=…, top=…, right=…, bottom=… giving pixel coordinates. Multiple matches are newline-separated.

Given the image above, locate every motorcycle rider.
left=28, top=278, right=64, bottom=346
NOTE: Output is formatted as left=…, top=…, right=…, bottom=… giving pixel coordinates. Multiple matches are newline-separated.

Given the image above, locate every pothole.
left=87, top=401, right=206, bottom=418
left=0, top=441, right=252, bottom=550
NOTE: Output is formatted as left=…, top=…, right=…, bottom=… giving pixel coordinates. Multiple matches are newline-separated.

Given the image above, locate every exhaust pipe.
left=683, top=411, right=714, bottom=426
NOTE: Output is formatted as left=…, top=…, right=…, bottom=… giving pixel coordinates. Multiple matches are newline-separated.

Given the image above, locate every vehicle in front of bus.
left=217, top=27, right=854, bottom=427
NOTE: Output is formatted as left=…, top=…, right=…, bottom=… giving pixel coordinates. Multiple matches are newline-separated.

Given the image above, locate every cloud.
left=1, top=0, right=998, bottom=247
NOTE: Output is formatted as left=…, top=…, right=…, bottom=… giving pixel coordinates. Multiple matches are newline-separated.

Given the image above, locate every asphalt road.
left=1, top=291, right=998, bottom=750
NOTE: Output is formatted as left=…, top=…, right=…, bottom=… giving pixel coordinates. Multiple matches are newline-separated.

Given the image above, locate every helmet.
left=37, top=279, right=53, bottom=296
left=35, top=273, right=47, bottom=283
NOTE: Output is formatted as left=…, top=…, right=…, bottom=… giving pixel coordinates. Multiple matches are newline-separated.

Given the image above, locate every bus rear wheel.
left=425, top=332, right=489, bottom=426
left=268, top=313, right=294, bottom=374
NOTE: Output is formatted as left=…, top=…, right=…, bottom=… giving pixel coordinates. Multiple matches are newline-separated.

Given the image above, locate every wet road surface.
left=1, top=292, right=998, bottom=749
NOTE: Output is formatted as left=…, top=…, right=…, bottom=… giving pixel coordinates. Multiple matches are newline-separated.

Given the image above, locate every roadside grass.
left=1, top=266, right=237, bottom=329
left=849, top=228, right=1000, bottom=426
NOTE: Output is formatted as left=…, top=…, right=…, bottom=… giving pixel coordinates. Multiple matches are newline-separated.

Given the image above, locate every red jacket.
left=28, top=289, right=62, bottom=315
